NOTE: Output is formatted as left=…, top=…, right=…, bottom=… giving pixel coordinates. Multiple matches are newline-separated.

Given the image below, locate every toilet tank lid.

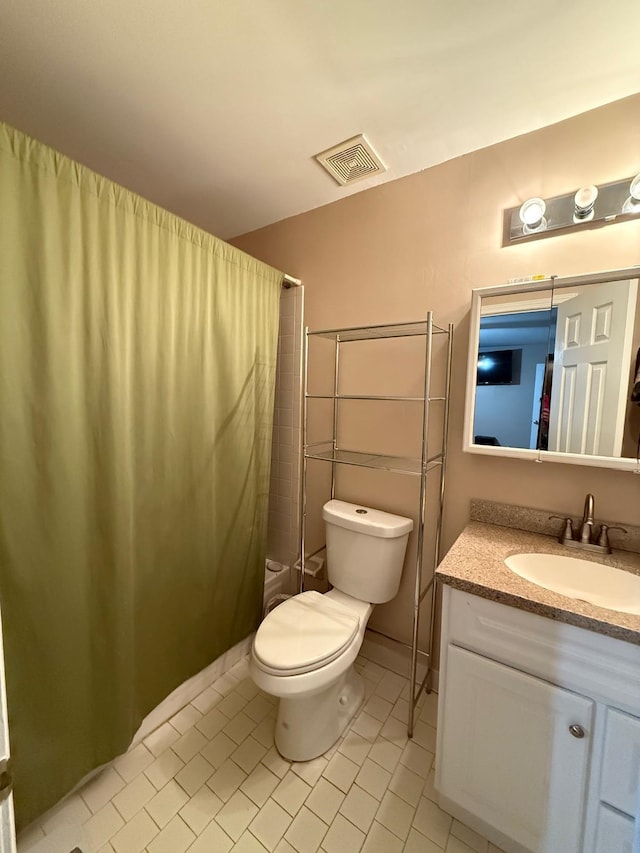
left=322, top=500, right=413, bottom=538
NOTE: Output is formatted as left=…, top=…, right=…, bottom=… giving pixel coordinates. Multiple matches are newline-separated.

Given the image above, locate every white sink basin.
left=504, top=553, right=640, bottom=616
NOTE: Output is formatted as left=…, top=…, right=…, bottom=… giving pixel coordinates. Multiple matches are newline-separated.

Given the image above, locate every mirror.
left=464, top=267, right=640, bottom=471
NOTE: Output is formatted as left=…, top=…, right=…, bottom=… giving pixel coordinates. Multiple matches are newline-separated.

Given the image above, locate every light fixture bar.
left=505, top=174, right=640, bottom=244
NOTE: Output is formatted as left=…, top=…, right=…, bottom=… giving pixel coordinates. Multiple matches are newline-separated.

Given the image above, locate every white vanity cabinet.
left=435, top=586, right=640, bottom=853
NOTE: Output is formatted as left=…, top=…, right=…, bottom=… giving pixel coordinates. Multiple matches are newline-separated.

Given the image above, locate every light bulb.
left=519, top=198, right=546, bottom=232
left=574, top=185, right=598, bottom=220
left=630, top=174, right=640, bottom=201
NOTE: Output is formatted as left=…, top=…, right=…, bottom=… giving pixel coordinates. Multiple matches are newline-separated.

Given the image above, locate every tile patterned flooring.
left=19, top=655, right=504, bottom=853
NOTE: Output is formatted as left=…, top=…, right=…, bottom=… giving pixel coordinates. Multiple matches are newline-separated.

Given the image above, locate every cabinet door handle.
left=569, top=724, right=585, bottom=739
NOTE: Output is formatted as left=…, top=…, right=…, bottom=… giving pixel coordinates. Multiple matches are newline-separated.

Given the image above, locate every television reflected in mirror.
left=464, top=267, right=640, bottom=471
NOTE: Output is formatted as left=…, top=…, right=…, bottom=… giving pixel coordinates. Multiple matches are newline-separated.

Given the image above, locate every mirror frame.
left=463, top=265, right=640, bottom=472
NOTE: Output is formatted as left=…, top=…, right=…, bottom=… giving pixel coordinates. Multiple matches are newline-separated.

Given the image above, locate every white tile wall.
left=267, top=285, right=303, bottom=576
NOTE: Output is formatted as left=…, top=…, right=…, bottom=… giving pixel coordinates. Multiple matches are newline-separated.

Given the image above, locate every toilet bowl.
left=250, top=500, right=413, bottom=762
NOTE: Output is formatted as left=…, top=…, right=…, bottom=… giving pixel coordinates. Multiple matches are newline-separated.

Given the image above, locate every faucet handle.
left=596, top=524, right=628, bottom=550
left=549, top=515, right=574, bottom=542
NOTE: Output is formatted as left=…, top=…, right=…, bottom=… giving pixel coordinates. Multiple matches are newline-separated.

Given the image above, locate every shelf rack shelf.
left=300, top=312, right=453, bottom=738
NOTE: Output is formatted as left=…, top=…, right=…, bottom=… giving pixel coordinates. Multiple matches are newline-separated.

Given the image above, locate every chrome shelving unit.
left=300, top=313, right=453, bottom=738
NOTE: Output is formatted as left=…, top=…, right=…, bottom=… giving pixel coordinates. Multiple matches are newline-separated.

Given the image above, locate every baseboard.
left=360, top=628, right=439, bottom=693
left=132, top=633, right=254, bottom=745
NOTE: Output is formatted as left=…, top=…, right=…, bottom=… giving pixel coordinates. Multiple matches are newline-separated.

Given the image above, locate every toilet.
left=250, top=499, right=413, bottom=762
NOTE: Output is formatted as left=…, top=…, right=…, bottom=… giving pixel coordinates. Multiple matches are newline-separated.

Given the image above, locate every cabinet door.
left=439, top=645, right=593, bottom=853
left=601, top=708, right=640, bottom=816
left=594, top=805, right=635, bottom=853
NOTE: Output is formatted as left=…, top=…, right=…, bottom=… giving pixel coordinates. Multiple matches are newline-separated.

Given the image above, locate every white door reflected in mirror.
left=464, top=267, right=640, bottom=472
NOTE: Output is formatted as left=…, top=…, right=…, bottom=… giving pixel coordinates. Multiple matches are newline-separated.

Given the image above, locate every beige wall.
left=233, top=94, right=640, bottom=647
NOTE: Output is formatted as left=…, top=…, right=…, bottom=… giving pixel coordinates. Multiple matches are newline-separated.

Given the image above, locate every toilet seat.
left=253, top=591, right=360, bottom=677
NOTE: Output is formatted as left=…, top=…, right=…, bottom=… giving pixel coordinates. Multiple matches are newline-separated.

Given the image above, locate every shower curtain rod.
left=283, top=273, right=302, bottom=288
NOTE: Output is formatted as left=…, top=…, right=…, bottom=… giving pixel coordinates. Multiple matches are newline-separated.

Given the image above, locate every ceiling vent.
left=315, top=134, right=387, bottom=186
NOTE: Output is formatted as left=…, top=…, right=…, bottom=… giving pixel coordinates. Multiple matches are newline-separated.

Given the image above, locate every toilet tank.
left=322, top=500, right=413, bottom=604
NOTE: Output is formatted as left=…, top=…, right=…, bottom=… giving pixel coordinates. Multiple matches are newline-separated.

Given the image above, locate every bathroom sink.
left=504, top=553, right=640, bottom=615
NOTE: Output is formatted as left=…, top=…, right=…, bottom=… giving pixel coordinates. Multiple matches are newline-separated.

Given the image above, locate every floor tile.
left=291, top=755, right=327, bottom=787
left=218, top=691, right=249, bottom=719
left=271, top=771, right=312, bottom=816
left=412, top=797, right=452, bottom=848
left=144, top=722, right=181, bottom=758
left=232, top=736, right=268, bottom=774
left=192, top=684, right=224, bottom=715
left=399, top=741, right=433, bottom=779
left=374, top=671, right=406, bottom=704
left=146, top=779, right=189, bottom=828
left=390, top=699, right=409, bottom=724
left=304, top=778, right=345, bottom=825
left=175, top=753, right=215, bottom=796
left=411, top=721, right=437, bottom=753
left=213, top=673, right=242, bottom=696
left=388, top=764, right=424, bottom=808
left=350, top=713, right=383, bottom=742
left=179, top=784, right=223, bottom=834
left=16, top=823, right=45, bottom=851
left=110, top=809, right=158, bottom=853
left=363, top=695, right=393, bottom=722
left=375, top=790, right=415, bottom=841
left=81, top=768, right=126, bottom=814
left=321, top=813, right=365, bottom=853
left=244, top=695, right=273, bottom=723
left=172, top=727, right=209, bottom=763
left=422, top=768, right=437, bottom=802
left=379, top=715, right=408, bottom=749
left=252, top=717, right=276, bottom=748
left=354, top=759, right=392, bottom=802
left=361, top=661, right=386, bottom=683
left=112, top=743, right=155, bottom=784
left=40, top=793, right=91, bottom=834
left=339, top=784, right=379, bottom=833
left=404, top=826, right=444, bottom=852
left=261, top=746, right=291, bottom=779
left=274, top=841, right=296, bottom=853
left=338, top=731, right=371, bottom=766
left=361, top=820, right=404, bottom=853
left=283, top=805, right=328, bottom=853
left=236, top=677, right=261, bottom=701
left=145, top=749, right=185, bottom=790
left=187, top=818, right=233, bottom=853
left=233, top=829, right=270, bottom=852
left=322, top=752, right=359, bottom=793
left=450, top=819, right=489, bottom=852
left=241, top=764, right=280, bottom=807
left=368, top=738, right=402, bottom=773
left=146, top=815, right=195, bottom=853
left=446, top=837, right=477, bottom=853
left=83, top=802, right=125, bottom=850
left=195, top=706, right=228, bottom=740
left=171, top=704, right=203, bottom=734
left=208, top=757, right=247, bottom=802
left=249, top=798, right=292, bottom=851
left=202, top=732, right=238, bottom=769
left=216, top=789, right=259, bottom=841
left=112, top=773, right=156, bottom=821
left=224, top=711, right=258, bottom=744
left=418, top=692, right=438, bottom=728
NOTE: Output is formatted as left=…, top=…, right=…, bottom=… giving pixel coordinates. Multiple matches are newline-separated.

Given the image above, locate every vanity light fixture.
left=505, top=173, right=640, bottom=244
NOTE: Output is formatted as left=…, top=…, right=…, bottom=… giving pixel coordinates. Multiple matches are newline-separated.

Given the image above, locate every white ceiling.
left=1, top=1, right=639, bottom=239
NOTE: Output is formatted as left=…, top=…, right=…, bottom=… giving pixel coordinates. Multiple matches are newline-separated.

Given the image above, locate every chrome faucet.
left=549, top=493, right=627, bottom=555
left=579, top=493, right=595, bottom=544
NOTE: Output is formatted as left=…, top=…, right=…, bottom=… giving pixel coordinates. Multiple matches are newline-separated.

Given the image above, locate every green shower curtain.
left=0, top=123, right=282, bottom=827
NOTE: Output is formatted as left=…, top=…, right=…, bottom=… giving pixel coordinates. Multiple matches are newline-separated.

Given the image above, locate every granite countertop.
left=436, top=520, right=640, bottom=645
